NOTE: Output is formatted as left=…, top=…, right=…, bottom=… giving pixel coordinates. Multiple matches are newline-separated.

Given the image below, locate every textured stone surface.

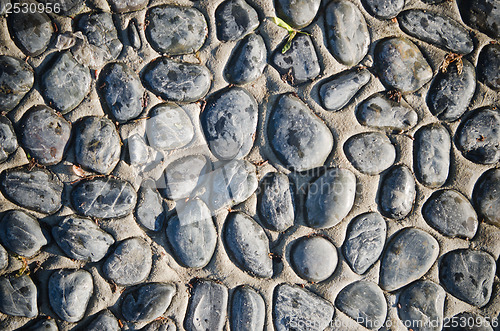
left=458, top=0, right=500, bottom=39
left=9, top=11, right=53, bottom=56
left=0, top=275, right=37, bottom=318
left=290, top=236, right=337, bottom=282
left=473, top=168, right=500, bottom=227
left=443, top=312, right=494, bottom=331
left=477, top=43, right=500, bottom=91
left=0, top=55, right=34, bottom=112
left=363, top=0, right=404, bottom=19
left=344, top=132, right=396, bottom=175
left=257, top=172, right=294, bottom=232
left=128, top=19, right=141, bottom=50
left=0, top=210, right=47, bottom=258
left=87, top=310, right=119, bottom=331
left=146, top=103, right=194, bottom=150
left=25, top=318, right=58, bottom=331
left=163, top=155, right=211, bottom=200
left=78, top=12, right=123, bottom=63
left=216, top=0, right=259, bottom=41
left=0, top=244, right=7, bottom=272
left=378, top=165, right=416, bottom=220
left=274, top=0, right=321, bottom=28
left=319, top=69, right=371, bottom=111
left=108, top=0, right=148, bottom=13
left=225, top=34, right=267, bottom=85
left=230, top=286, right=265, bottom=331
left=142, top=319, right=176, bottom=331
left=135, top=186, right=165, bottom=232
left=122, top=283, right=175, bottom=322
left=0, top=115, right=18, bottom=163
left=184, top=280, right=228, bottom=331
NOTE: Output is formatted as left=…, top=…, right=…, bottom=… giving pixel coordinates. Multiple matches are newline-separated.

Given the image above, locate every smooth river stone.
left=0, top=166, right=63, bottom=214
left=379, top=227, right=439, bottom=291
left=202, top=87, right=258, bottom=160
left=343, top=212, right=386, bottom=275
left=135, top=186, right=165, bottom=231
left=319, top=69, right=371, bottom=111
left=473, top=168, right=500, bottom=227
left=0, top=55, right=34, bottom=112
left=184, top=279, right=228, bottom=331
left=163, top=155, right=211, bottom=200
left=128, top=19, right=141, bottom=50
left=325, top=0, right=370, bottom=66
left=216, top=0, right=259, bottom=41
left=443, top=312, right=494, bottom=331
left=291, top=236, right=338, bottom=282
left=477, top=43, right=500, bottom=91
left=423, top=189, right=478, bottom=239
left=306, top=168, right=356, bottom=229
left=231, top=286, right=265, bottom=331
left=74, top=116, right=121, bottom=175
left=344, top=132, right=396, bottom=175
left=273, top=283, right=334, bottom=331
left=78, top=12, right=123, bottom=63
left=52, top=216, right=115, bottom=262
left=335, top=281, right=387, bottom=330
left=20, top=105, right=71, bottom=165
left=458, top=0, right=500, bottom=39
left=375, top=37, right=433, bottom=92
left=378, top=165, right=415, bottom=220
left=0, top=275, right=37, bottom=317
left=356, top=93, right=418, bottom=131
left=103, top=237, right=152, bottom=286
left=25, top=318, right=59, bottom=331
left=42, top=51, right=91, bottom=114
left=107, top=0, right=148, bottom=13
left=363, top=0, right=404, bottom=19
left=0, top=244, right=7, bottom=271
left=0, top=116, right=18, bottom=163
left=0, top=210, right=47, bottom=258
left=268, top=94, right=333, bottom=172
left=122, top=283, right=175, bottom=322
left=439, top=249, right=495, bottom=307
left=274, top=0, right=321, bottom=28
left=9, top=11, right=53, bottom=56
left=427, top=59, right=476, bottom=122
left=166, top=199, right=216, bottom=268
left=398, top=280, right=445, bottom=331
left=223, top=212, right=273, bottom=278
left=146, top=103, right=194, bottom=150
left=87, top=310, right=120, bottom=331
left=456, top=107, right=500, bottom=164
left=143, top=57, right=211, bottom=102
left=225, top=34, right=267, bottom=85
left=146, top=5, right=207, bottom=55
left=398, top=10, right=474, bottom=54
left=257, top=172, right=294, bottom=232
left=272, top=34, right=320, bottom=85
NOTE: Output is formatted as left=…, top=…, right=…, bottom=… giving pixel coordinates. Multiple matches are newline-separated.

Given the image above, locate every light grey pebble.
left=290, top=236, right=338, bottom=282
left=225, top=34, right=267, bottom=85
left=25, top=318, right=58, bottom=331
left=473, top=168, right=500, bottom=227
left=128, top=134, right=161, bottom=167
left=257, top=172, right=294, bottom=232
left=184, top=279, right=228, bottom=331
left=230, top=286, right=265, bottom=331
left=107, top=0, right=148, bottom=13
left=146, top=103, right=194, bottom=150
left=135, top=185, right=165, bottom=231
left=216, top=0, right=260, bottom=41
left=128, top=19, right=141, bottom=50
left=378, top=165, right=415, bottom=220
left=363, top=0, right=404, bottom=19
left=9, top=11, right=53, bottom=56
left=0, top=55, right=34, bottom=112
left=320, top=69, right=371, bottom=111
left=163, top=155, right=211, bottom=200
left=0, top=244, right=7, bottom=272
left=458, top=0, right=499, bottom=39
left=87, top=310, right=119, bottom=331
left=0, top=210, right=47, bottom=258
left=344, top=132, right=396, bottom=175
left=78, top=12, right=123, bottom=63
left=0, top=115, right=18, bottom=164
left=0, top=274, right=37, bottom=318
left=274, top=0, right=321, bottom=28
left=122, top=283, right=176, bottom=322
left=443, top=312, right=494, bottom=331
left=477, top=43, right=500, bottom=91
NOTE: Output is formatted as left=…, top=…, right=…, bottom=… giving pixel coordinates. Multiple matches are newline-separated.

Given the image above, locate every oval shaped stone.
left=9, top=11, right=53, bottom=56
left=224, top=33, right=267, bottom=85
left=398, top=10, right=474, bottom=54
left=128, top=19, right=141, bottom=50
left=49, top=269, right=93, bottom=322
left=103, top=237, right=152, bottom=286
left=356, top=93, right=418, bottom=131
left=414, top=123, right=451, bottom=188
left=0, top=115, right=18, bottom=164
left=0, top=244, right=7, bottom=272
left=0, top=210, right=47, bottom=258
left=146, top=5, right=207, bottom=55
left=71, top=177, right=137, bottom=219
left=380, top=227, right=439, bottom=291
left=216, top=0, right=259, bottom=41
left=0, top=55, right=34, bottom=112
left=78, top=12, right=123, bottom=63
left=439, top=249, right=495, bottom=307
left=306, top=168, right=356, bottom=229
left=20, top=105, right=72, bottom=165
left=290, top=236, right=338, bottom=282
left=42, top=51, right=91, bottom=114
left=166, top=199, right=217, bottom=268
left=201, top=87, right=258, bottom=160
left=268, top=94, right=333, bottom=172
left=375, top=37, right=433, bottom=92
left=363, top=0, right=404, bottom=19
left=184, top=279, right=228, bottom=331
left=335, top=281, right=387, bottom=330
left=325, top=0, right=370, bottom=66
left=343, top=212, right=386, bottom=275
left=378, top=165, right=416, bottom=220
left=87, top=310, right=120, bottom=331
left=458, top=0, right=499, bottom=39
left=146, top=103, right=195, bottom=150
left=319, top=69, right=371, bottom=111
left=443, top=312, right=494, bottom=331
left=143, top=57, right=211, bottom=103
left=0, top=274, right=37, bottom=318
left=274, top=0, right=321, bottom=28
left=477, top=43, right=500, bottom=91
left=122, top=283, right=175, bottom=322
left=230, top=286, right=265, bottom=331
left=74, top=116, right=121, bottom=175
left=135, top=185, right=165, bottom=232
left=223, top=212, right=273, bottom=278
left=163, top=155, right=211, bottom=200
left=423, top=189, right=478, bottom=239
left=344, top=132, right=396, bottom=175
left=257, top=172, right=294, bottom=232
left=473, top=168, right=500, bottom=227
left=108, top=0, right=148, bottom=13
left=0, top=166, right=63, bottom=214
left=456, top=107, right=500, bottom=164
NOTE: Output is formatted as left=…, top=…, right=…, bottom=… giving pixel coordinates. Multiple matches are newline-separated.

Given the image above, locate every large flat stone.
left=9, top=11, right=53, bottom=56
left=0, top=274, right=37, bottom=318
left=319, top=69, right=371, bottom=111
left=0, top=55, right=34, bottom=112
left=184, top=279, right=228, bottom=331
left=230, top=286, right=265, bottom=331
left=0, top=210, right=47, bottom=258
left=224, top=33, right=267, bottom=85
left=146, top=103, right=195, bottom=150
left=290, top=236, right=338, bottom=282
left=473, top=168, right=500, bottom=227
left=121, top=283, right=175, bottom=322
left=344, top=132, right=396, bottom=175
left=216, top=0, right=259, bottom=41
left=257, top=172, right=295, bottom=232
left=378, top=165, right=416, bottom=220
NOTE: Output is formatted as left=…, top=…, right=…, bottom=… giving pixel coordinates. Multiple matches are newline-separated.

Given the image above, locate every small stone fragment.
left=9, top=11, right=53, bottom=56
left=0, top=244, right=7, bottom=272
left=473, top=168, right=500, bottom=227
left=135, top=186, right=165, bottom=231
left=0, top=55, right=34, bottom=112
left=225, top=34, right=267, bottom=85
left=78, top=12, right=123, bottom=63
left=257, top=172, right=294, bottom=232
left=87, top=310, right=120, bottom=331
left=0, top=210, right=47, bottom=258
left=216, top=0, right=259, bottom=41
left=122, top=283, right=176, bottom=322
left=290, top=236, right=338, bottom=282
left=274, top=0, right=321, bottom=28
left=443, top=312, right=494, bottom=331
left=230, top=286, right=265, bottom=331
left=163, top=155, right=211, bottom=200
left=128, top=19, right=141, bottom=50
left=0, top=115, right=18, bottom=163
left=107, top=0, right=148, bottom=13
left=184, top=279, right=228, bottom=331
left=146, top=103, right=194, bottom=150
left=378, top=165, right=416, bottom=220
left=25, top=318, right=58, bottom=331
left=458, top=0, right=500, bottom=39
left=344, top=132, right=396, bottom=175
left=363, top=0, right=404, bottom=19
left=319, top=69, right=371, bottom=111
left=0, top=274, right=37, bottom=318
left=477, top=43, right=500, bottom=91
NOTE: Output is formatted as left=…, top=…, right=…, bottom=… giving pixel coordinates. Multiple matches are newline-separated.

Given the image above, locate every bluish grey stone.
left=107, top=0, right=148, bottom=13
left=128, top=19, right=141, bottom=50
left=414, top=123, right=451, bottom=188
left=184, top=279, right=228, bottom=331
left=458, top=0, right=500, bottom=39
left=146, top=103, right=194, bottom=150
left=0, top=210, right=47, bottom=258
left=20, top=105, right=72, bottom=165
left=225, top=34, right=267, bottom=85
left=439, top=249, right=495, bottom=307
left=0, top=115, right=18, bottom=163
left=103, top=237, right=152, bottom=286
left=52, top=215, right=115, bottom=262
left=375, top=37, right=433, bottom=92
left=325, top=0, right=370, bottom=66
left=71, top=177, right=137, bottom=219
left=25, top=318, right=58, bottom=331
left=122, top=283, right=176, bottom=322
left=443, top=312, right=494, bottom=331
left=0, top=274, right=37, bottom=318
left=363, top=0, right=404, bottom=19
left=473, top=168, right=500, bottom=227
left=49, top=269, right=93, bottom=322
left=380, top=227, right=439, bottom=291
left=135, top=186, right=165, bottom=231
left=478, top=43, right=500, bottom=91
left=201, top=87, right=258, bottom=160
left=38, top=0, right=84, bottom=16
left=344, top=132, right=396, bottom=175
left=306, top=168, right=356, bottom=229
left=163, top=155, right=211, bottom=200
left=230, top=286, right=265, bottom=331
left=216, top=0, right=259, bottom=41
left=268, top=94, right=334, bottom=172
left=257, top=172, right=294, bottom=232
left=128, top=134, right=161, bottom=168
left=9, top=11, right=53, bottom=56
left=319, top=69, right=371, bottom=111
left=290, top=236, right=338, bottom=282
left=223, top=212, right=273, bottom=278
left=0, top=55, right=34, bottom=112
left=0, top=244, right=7, bottom=271
left=378, top=165, right=415, bottom=220
left=78, top=12, right=123, bottom=63
left=146, top=5, right=207, bottom=55
left=87, top=310, right=119, bottom=331
left=335, top=281, right=387, bottom=330
left=343, top=212, right=386, bottom=275
left=274, top=0, right=321, bottom=28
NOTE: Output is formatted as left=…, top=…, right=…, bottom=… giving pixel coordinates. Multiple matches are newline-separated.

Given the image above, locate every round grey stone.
left=257, top=172, right=295, bottom=232
left=473, top=168, right=500, bottom=227
left=344, top=132, right=396, bottom=175
left=216, top=0, right=259, bottom=41
left=0, top=115, right=18, bottom=164
left=146, top=103, right=195, bottom=150
left=0, top=55, right=34, bottom=112
left=443, top=312, right=494, bottom=331
left=9, top=11, right=53, bottom=56
left=25, top=318, right=58, bottom=331
left=458, top=0, right=500, bottom=39
left=122, top=283, right=176, bottom=322
left=230, top=286, right=265, bottom=331
left=224, top=33, right=267, bottom=85
left=378, top=165, right=416, bottom=220
left=0, top=244, right=7, bottom=272
left=87, top=310, right=119, bottom=331
left=319, top=68, right=371, bottom=111
left=78, top=12, right=123, bottom=63
left=0, top=274, right=37, bottom=318
left=363, top=0, right=404, bottom=19
left=0, top=210, right=47, bottom=258
left=163, top=155, right=211, bottom=200
left=107, top=0, right=148, bottom=13
left=477, top=43, right=500, bottom=91
left=184, top=279, right=228, bottom=331
left=135, top=185, right=165, bottom=232
left=274, top=0, right=321, bottom=28
left=290, top=236, right=338, bottom=282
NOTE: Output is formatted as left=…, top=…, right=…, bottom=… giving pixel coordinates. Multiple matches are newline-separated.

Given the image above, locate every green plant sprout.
left=272, top=17, right=310, bottom=54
